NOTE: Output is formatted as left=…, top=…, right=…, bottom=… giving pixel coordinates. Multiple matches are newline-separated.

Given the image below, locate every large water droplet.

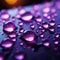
left=20, top=31, right=37, bottom=46
left=3, top=22, right=16, bottom=33
left=21, top=12, right=33, bottom=22
left=1, top=39, right=13, bottom=49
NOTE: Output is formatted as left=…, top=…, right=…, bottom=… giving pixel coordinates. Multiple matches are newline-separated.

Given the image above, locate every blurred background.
left=0, top=0, right=52, bottom=10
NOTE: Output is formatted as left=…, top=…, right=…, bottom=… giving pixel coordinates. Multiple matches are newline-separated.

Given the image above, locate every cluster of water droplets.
left=0, top=2, right=60, bottom=60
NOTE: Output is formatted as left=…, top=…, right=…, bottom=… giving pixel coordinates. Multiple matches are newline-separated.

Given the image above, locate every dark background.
left=0, top=0, right=52, bottom=10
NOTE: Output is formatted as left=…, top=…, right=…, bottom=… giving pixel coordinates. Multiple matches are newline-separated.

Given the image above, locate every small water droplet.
left=43, top=22, right=49, bottom=29
left=0, top=54, right=4, bottom=60
left=14, top=52, right=25, bottom=60
left=19, top=28, right=24, bottom=33
left=49, top=27, right=55, bottom=34
left=1, top=11, right=10, bottom=22
left=18, top=21, right=24, bottom=27
left=43, top=41, right=50, bottom=47
left=35, top=16, right=42, bottom=23
left=30, top=23, right=35, bottom=30
left=49, top=20, right=55, bottom=26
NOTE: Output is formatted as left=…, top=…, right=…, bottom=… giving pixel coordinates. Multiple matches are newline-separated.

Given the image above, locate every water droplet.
left=16, top=14, right=21, bottom=18
left=20, top=31, right=37, bottom=46
left=54, top=34, right=60, bottom=38
left=19, top=28, right=24, bottom=33
left=1, top=39, right=13, bottom=49
left=8, top=32, right=16, bottom=38
left=36, top=29, right=39, bottom=33
left=43, top=7, right=50, bottom=13
left=54, top=41, right=59, bottom=45
left=35, top=16, right=42, bottom=23
left=21, top=12, right=33, bottom=22
left=57, top=24, right=60, bottom=28
left=33, top=5, right=39, bottom=11
left=0, top=54, right=4, bottom=60
left=30, top=23, right=35, bottom=30
left=18, top=8, right=26, bottom=15
left=51, top=8, right=56, bottom=13
left=20, top=42, right=24, bottom=46
left=43, top=13, right=48, bottom=17
left=18, top=21, right=24, bottom=27
left=0, top=11, right=10, bottom=22
left=46, top=16, right=51, bottom=19
left=49, top=20, right=55, bottom=26
left=3, top=22, right=16, bottom=33
left=14, top=52, right=25, bottom=60
left=12, top=16, right=16, bottom=21
left=40, top=34, right=44, bottom=38
left=41, top=28, right=45, bottom=33
left=38, top=25, right=42, bottom=29
left=43, top=41, right=50, bottom=47
left=49, top=27, right=55, bottom=34
left=43, top=22, right=49, bottom=29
